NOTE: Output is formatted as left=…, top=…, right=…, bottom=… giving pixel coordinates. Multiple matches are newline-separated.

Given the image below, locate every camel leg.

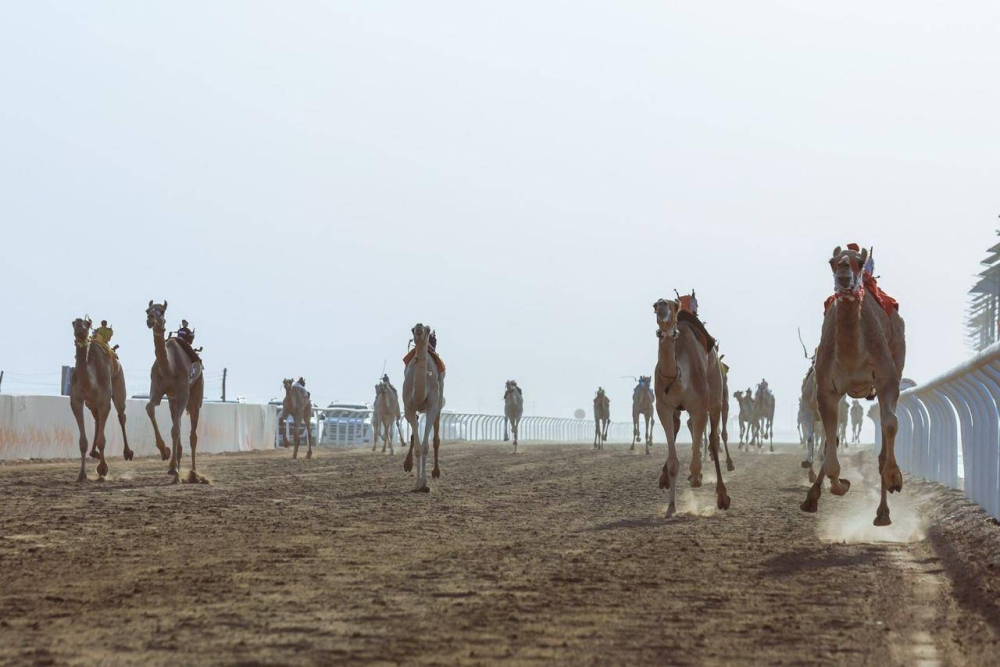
left=95, top=404, right=110, bottom=479
left=875, top=381, right=903, bottom=527
left=721, top=419, right=735, bottom=472
left=801, top=459, right=827, bottom=512
left=644, top=414, right=652, bottom=456
left=167, top=398, right=184, bottom=482
left=88, top=404, right=101, bottom=460
left=817, top=392, right=849, bottom=497
left=188, top=405, right=200, bottom=476
left=632, top=413, right=639, bottom=451
left=768, top=418, right=774, bottom=452
left=278, top=408, right=291, bottom=449
left=512, top=418, right=518, bottom=454
left=688, top=413, right=706, bottom=488
left=656, top=406, right=681, bottom=517
left=372, top=419, right=379, bottom=452
left=71, top=397, right=88, bottom=482
left=291, top=415, right=301, bottom=459
left=413, top=415, right=432, bottom=492
left=146, top=392, right=170, bottom=461
left=709, top=413, right=730, bottom=510
left=602, top=419, right=609, bottom=443
left=403, top=414, right=417, bottom=472
left=431, top=412, right=441, bottom=479
left=305, top=409, right=313, bottom=459
left=112, top=375, right=132, bottom=461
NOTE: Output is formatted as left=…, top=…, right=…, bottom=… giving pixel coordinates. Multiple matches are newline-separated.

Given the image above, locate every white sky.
left=1, top=2, right=997, bottom=431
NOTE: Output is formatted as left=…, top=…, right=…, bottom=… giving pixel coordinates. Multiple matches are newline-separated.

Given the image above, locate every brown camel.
left=69, top=318, right=133, bottom=481
left=653, top=299, right=730, bottom=517
left=850, top=400, right=864, bottom=444
left=145, top=301, right=206, bottom=484
left=593, top=388, right=610, bottom=449
left=801, top=246, right=906, bottom=526
left=734, top=389, right=754, bottom=449
left=279, top=379, right=314, bottom=459
left=402, top=323, right=445, bottom=492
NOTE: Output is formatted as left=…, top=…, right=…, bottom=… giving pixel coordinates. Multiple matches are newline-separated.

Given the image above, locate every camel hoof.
left=432, top=468, right=440, bottom=479
left=97, top=461, right=109, bottom=477
left=167, top=466, right=177, bottom=477
left=801, top=460, right=811, bottom=469
left=800, top=498, right=818, bottom=513
left=306, top=451, right=312, bottom=460
left=403, top=458, right=413, bottom=473
left=157, top=446, right=170, bottom=461
left=123, top=449, right=134, bottom=461
left=688, top=473, right=702, bottom=488
left=726, top=460, right=735, bottom=472
left=630, top=444, right=635, bottom=451
left=76, top=472, right=88, bottom=483
left=718, top=493, right=731, bottom=511
left=665, top=503, right=676, bottom=518
left=807, top=468, right=817, bottom=483
left=830, top=478, right=851, bottom=496
left=883, top=466, right=903, bottom=494
left=412, top=485, right=430, bottom=494
left=658, top=472, right=670, bottom=490
left=874, top=511, right=892, bottom=527
left=89, top=449, right=100, bottom=460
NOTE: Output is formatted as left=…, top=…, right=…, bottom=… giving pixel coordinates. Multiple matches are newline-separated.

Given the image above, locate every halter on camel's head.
left=830, top=244, right=869, bottom=303
left=72, top=316, right=92, bottom=346
left=653, top=298, right=680, bottom=340
left=282, top=378, right=294, bottom=391
left=411, top=323, right=432, bottom=348
left=146, top=300, right=168, bottom=332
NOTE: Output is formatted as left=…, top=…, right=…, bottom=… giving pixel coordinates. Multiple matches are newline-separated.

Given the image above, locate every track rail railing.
left=895, top=341, right=1000, bottom=519
left=296, top=408, right=635, bottom=446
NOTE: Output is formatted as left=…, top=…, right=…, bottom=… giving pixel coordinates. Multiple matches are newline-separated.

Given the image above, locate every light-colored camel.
left=867, top=403, right=882, bottom=449
left=402, top=323, right=445, bottom=492
left=850, top=400, right=864, bottom=444
left=69, top=318, right=133, bottom=481
left=734, top=389, right=754, bottom=450
left=504, top=380, right=523, bottom=453
left=800, top=246, right=906, bottom=526
left=145, top=301, right=206, bottom=484
left=653, top=299, right=730, bottom=517
left=593, top=388, right=610, bottom=449
left=279, top=379, right=314, bottom=459
left=631, top=376, right=654, bottom=455
left=836, top=396, right=850, bottom=450
left=372, top=379, right=403, bottom=455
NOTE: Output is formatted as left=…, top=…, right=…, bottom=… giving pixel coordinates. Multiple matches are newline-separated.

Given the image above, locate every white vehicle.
left=320, top=402, right=372, bottom=445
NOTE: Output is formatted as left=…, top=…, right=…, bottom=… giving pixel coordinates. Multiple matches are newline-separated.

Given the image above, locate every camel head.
left=282, top=378, right=294, bottom=393
left=638, top=375, right=651, bottom=389
left=653, top=298, right=680, bottom=340
left=505, top=380, right=518, bottom=392
left=411, top=323, right=431, bottom=349
left=72, top=317, right=92, bottom=346
left=734, top=389, right=744, bottom=401
left=830, top=245, right=868, bottom=301
left=146, top=300, right=168, bottom=332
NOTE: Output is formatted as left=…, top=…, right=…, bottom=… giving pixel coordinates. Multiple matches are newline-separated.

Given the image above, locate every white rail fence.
left=895, top=342, right=1000, bottom=519
left=293, top=408, right=635, bottom=446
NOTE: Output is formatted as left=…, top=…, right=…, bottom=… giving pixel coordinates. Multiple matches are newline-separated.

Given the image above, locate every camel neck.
left=152, top=327, right=172, bottom=377
left=834, top=299, right=864, bottom=361
left=74, top=340, right=91, bottom=389
left=657, top=337, right=679, bottom=381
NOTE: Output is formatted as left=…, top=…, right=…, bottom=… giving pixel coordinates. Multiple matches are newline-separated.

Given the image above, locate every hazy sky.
left=1, top=2, right=998, bottom=431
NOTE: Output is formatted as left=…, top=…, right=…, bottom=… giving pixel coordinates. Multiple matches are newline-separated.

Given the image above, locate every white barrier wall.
left=0, top=395, right=278, bottom=461
left=895, top=341, right=1000, bottom=519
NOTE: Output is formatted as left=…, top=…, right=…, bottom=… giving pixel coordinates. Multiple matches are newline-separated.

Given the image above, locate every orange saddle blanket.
left=402, top=349, right=446, bottom=374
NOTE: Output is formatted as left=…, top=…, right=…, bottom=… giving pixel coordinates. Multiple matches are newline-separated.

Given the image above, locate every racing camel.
left=279, top=378, right=314, bottom=459
left=734, top=389, right=754, bottom=450
left=504, top=380, right=523, bottom=453
left=145, top=301, right=206, bottom=484
left=402, top=323, right=445, bottom=492
left=631, top=376, right=654, bottom=455
left=850, top=399, right=864, bottom=444
left=372, top=377, right=403, bottom=455
left=593, top=388, right=610, bottom=449
left=653, top=298, right=730, bottom=517
left=801, top=245, right=905, bottom=526
left=69, top=317, right=133, bottom=481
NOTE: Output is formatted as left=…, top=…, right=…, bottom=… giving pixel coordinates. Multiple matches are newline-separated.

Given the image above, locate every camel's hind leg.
left=187, top=405, right=207, bottom=484
left=167, top=398, right=184, bottom=483
left=632, top=413, right=639, bottom=451
left=304, top=409, right=314, bottom=459
left=656, top=406, right=681, bottom=517
left=644, top=413, right=653, bottom=456
left=291, top=415, right=301, bottom=460
left=93, top=404, right=111, bottom=479
left=71, top=397, right=88, bottom=482
left=112, top=373, right=132, bottom=461
left=688, top=413, right=706, bottom=487
left=875, top=379, right=903, bottom=526
left=721, top=418, right=735, bottom=472
left=708, top=413, right=730, bottom=510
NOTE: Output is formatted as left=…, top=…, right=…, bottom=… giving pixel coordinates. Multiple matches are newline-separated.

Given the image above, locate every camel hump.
left=677, top=310, right=716, bottom=353
left=171, top=337, right=203, bottom=366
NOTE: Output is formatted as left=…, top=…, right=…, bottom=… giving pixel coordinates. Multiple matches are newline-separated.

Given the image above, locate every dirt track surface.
left=3, top=442, right=1000, bottom=666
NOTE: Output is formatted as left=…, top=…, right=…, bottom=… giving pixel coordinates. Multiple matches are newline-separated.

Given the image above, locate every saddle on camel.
left=676, top=290, right=717, bottom=354
left=402, top=329, right=446, bottom=373
left=90, top=320, right=119, bottom=359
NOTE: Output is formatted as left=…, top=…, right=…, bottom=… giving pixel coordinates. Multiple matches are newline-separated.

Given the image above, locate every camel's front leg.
left=71, top=397, right=88, bottom=482
left=403, top=413, right=417, bottom=472
left=112, top=382, right=132, bottom=462
left=655, top=405, right=680, bottom=517
left=875, top=380, right=903, bottom=527
left=146, top=392, right=170, bottom=461
left=372, top=417, right=380, bottom=452
left=94, top=405, right=111, bottom=479
left=512, top=418, right=518, bottom=454
left=644, top=414, right=652, bottom=455
left=291, top=415, right=301, bottom=460
left=189, top=406, right=201, bottom=477
left=167, top=398, right=184, bottom=483
left=305, top=411, right=313, bottom=460
left=431, top=411, right=441, bottom=479
left=720, top=420, right=735, bottom=472
left=413, top=415, right=432, bottom=492
left=817, top=392, right=849, bottom=497
left=594, top=420, right=600, bottom=449
left=278, top=408, right=291, bottom=449
left=632, top=413, right=639, bottom=451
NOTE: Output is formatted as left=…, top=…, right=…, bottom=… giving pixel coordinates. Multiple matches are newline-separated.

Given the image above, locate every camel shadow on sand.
left=762, top=546, right=881, bottom=577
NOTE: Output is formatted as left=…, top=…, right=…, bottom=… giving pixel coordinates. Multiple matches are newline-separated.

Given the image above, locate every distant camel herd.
left=66, top=245, right=906, bottom=527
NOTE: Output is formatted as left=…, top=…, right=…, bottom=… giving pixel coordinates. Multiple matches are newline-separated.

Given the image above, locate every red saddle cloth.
left=402, top=349, right=446, bottom=374
left=825, top=274, right=899, bottom=316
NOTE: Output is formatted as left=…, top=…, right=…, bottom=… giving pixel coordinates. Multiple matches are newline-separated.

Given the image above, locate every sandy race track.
left=3, top=442, right=1000, bottom=665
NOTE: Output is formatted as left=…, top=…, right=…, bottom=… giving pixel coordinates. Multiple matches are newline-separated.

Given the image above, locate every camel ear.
left=832, top=246, right=842, bottom=257
left=859, top=247, right=869, bottom=266
left=163, top=300, right=168, bottom=311
left=148, top=300, right=153, bottom=308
